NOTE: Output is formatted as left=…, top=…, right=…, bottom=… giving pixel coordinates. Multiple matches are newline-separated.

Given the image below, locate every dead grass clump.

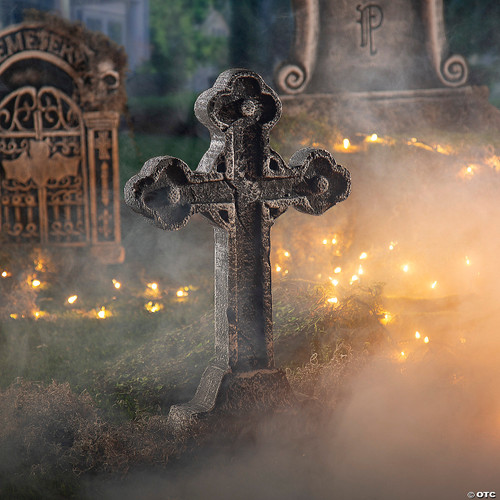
left=287, top=342, right=367, bottom=410
left=0, top=380, right=206, bottom=497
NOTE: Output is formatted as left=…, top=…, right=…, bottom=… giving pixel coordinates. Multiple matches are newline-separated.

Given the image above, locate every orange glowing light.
left=334, top=267, right=342, bottom=274
left=350, top=274, right=359, bottom=284
left=400, top=351, right=405, bottom=357
left=329, top=277, right=339, bottom=286
left=33, top=311, right=42, bottom=319
left=331, top=237, right=337, bottom=245
left=147, top=282, right=158, bottom=291
left=283, top=251, right=290, bottom=257
left=145, top=301, right=163, bottom=313
left=459, top=164, right=478, bottom=179
left=1, top=271, right=8, bottom=278
left=176, top=289, right=188, bottom=298
left=460, top=337, right=467, bottom=344
left=415, top=331, right=421, bottom=339
left=97, top=307, right=107, bottom=319
left=431, top=280, right=438, bottom=289
left=10, top=313, right=18, bottom=319
left=359, top=252, right=367, bottom=260
left=67, top=295, right=78, bottom=304
left=327, top=297, right=338, bottom=304
left=31, top=279, right=41, bottom=288
left=424, top=336, right=429, bottom=344
left=34, top=259, right=47, bottom=272
left=465, top=256, right=471, bottom=266
left=485, top=154, right=500, bottom=171
left=380, top=312, right=393, bottom=325
left=388, top=241, right=397, bottom=251
left=322, top=239, right=328, bottom=245
left=112, top=279, right=121, bottom=289
left=275, top=265, right=282, bottom=272
left=358, top=265, right=364, bottom=275
left=343, top=138, right=350, bottom=149
left=369, top=133, right=378, bottom=142
left=434, top=144, right=452, bottom=155
left=401, top=264, right=409, bottom=273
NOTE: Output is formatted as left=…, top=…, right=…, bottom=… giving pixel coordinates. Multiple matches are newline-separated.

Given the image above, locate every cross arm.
left=260, top=148, right=351, bottom=219
left=124, top=155, right=234, bottom=231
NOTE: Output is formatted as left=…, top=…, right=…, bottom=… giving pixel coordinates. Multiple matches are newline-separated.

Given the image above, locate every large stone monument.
left=125, top=69, right=351, bottom=428
left=0, top=14, right=126, bottom=262
left=275, top=0, right=500, bottom=132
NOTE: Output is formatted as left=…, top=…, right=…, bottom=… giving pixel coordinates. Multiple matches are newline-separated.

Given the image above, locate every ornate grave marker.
left=276, top=0, right=468, bottom=94
left=0, top=14, right=126, bottom=262
left=125, top=69, right=350, bottom=426
left=273, top=1, right=500, bottom=134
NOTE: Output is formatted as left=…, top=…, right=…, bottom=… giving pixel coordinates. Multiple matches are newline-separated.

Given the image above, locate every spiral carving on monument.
left=441, top=54, right=468, bottom=87
left=275, top=63, right=308, bottom=94
left=274, top=0, right=319, bottom=95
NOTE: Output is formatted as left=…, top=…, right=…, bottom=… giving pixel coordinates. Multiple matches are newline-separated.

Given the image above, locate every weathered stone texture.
left=125, top=69, right=351, bottom=428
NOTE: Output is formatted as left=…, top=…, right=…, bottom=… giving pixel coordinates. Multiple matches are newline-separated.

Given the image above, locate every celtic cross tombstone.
left=125, top=69, right=351, bottom=427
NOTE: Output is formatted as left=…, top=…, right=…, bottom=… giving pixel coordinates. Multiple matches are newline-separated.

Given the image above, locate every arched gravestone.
left=276, top=0, right=468, bottom=94
left=273, top=0, right=500, bottom=133
left=0, top=14, right=126, bottom=263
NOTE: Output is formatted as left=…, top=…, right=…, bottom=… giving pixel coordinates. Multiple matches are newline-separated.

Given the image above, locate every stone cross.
left=125, top=69, right=350, bottom=426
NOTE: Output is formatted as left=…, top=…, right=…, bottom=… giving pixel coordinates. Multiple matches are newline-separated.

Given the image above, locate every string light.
left=67, top=295, right=78, bottom=304
left=145, top=301, right=162, bottom=313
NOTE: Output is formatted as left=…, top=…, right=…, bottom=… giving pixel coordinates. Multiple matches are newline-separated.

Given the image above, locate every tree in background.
left=148, top=0, right=229, bottom=92
left=229, top=0, right=292, bottom=82
left=445, top=0, right=500, bottom=96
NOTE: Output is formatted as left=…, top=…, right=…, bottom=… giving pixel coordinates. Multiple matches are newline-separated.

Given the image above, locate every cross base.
left=167, top=368, right=296, bottom=433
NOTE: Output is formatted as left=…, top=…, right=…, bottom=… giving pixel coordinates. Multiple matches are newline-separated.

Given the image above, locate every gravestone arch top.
left=0, top=13, right=126, bottom=262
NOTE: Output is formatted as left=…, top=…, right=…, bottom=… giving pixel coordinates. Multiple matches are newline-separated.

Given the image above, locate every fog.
left=2, top=2, right=500, bottom=499
left=87, top=120, right=500, bottom=498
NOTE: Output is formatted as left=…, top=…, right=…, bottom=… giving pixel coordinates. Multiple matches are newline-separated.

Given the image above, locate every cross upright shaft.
left=125, top=69, right=351, bottom=421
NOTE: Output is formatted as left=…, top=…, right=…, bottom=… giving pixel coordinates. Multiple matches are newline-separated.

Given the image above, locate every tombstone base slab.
left=167, top=369, right=295, bottom=433
left=281, top=86, right=500, bottom=135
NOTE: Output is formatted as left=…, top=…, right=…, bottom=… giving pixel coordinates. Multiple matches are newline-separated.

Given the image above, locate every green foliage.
left=445, top=1, right=500, bottom=56
left=148, top=0, right=229, bottom=91
left=445, top=0, right=500, bottom=90
left=119, top=131, right=209, bottom=192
